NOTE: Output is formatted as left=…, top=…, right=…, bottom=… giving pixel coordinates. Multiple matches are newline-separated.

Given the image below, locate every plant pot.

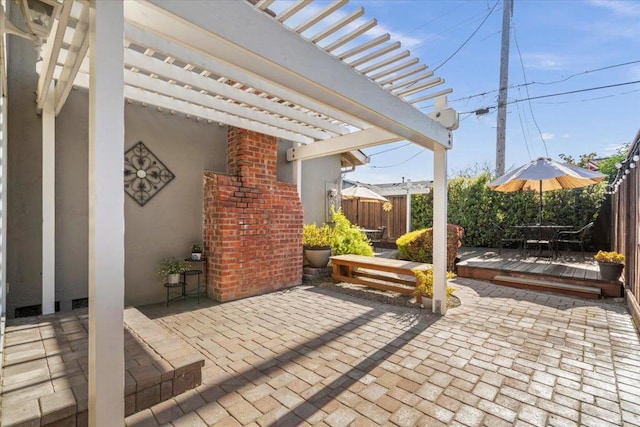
left=597, top=262, right=624, bottom=282
left=191, top=252, right=202, bottom=261
left=303, top=245, right=332, bottom=268
left=166, top=273, right=181, bottom=284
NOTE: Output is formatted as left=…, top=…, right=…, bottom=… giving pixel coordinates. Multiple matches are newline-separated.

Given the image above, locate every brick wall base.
left=203, top=128, right=303, bottom=301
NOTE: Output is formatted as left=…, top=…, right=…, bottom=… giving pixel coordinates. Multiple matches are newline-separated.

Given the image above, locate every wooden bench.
left=330, top=254, right=431, bottom=304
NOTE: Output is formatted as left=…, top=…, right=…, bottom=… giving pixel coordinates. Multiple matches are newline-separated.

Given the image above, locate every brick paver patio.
left=126, top=278, right=640, bottom=426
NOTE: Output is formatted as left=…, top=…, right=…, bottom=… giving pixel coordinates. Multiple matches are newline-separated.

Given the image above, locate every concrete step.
left=302, top=266, right=332, bottom=281
left=1, top=307, right=205, bottom=427
left=492, top=275, right=601, bottom=299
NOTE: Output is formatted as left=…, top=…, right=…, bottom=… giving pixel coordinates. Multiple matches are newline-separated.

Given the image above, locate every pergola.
left=0, top=0, right=458, bottom=424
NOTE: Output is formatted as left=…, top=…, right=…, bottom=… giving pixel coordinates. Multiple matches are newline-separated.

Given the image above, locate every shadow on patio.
left=132, top=286, right=438, bottom=425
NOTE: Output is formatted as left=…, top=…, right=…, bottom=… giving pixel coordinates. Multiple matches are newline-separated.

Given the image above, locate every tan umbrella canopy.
left=341, top=185, right=388, bottom=224
left=489, top=157, right=606, bottom=224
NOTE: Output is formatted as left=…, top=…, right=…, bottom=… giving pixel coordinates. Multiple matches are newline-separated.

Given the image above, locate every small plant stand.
left=164, top=281, right=187, bottom=306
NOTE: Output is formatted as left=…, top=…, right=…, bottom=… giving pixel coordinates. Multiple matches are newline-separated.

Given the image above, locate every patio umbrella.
left=341, top=185, right=388, bottom=225
left=488, top=157, right=606, bottom=224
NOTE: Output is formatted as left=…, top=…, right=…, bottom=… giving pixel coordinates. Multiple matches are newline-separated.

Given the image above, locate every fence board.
left=342, top=195, right=408, bottom=240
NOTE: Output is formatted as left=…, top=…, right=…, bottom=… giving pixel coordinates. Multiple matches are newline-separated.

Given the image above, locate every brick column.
left=203, top=128, right=303, bottom=301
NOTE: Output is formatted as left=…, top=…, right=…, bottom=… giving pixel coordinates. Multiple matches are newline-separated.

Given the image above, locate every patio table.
left=512, top=224, right=573, bottom=258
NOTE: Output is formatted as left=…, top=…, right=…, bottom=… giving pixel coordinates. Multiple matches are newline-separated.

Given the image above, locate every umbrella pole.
left=538, top=180, right=543, bottom=225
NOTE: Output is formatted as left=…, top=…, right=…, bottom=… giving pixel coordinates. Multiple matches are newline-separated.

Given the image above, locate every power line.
left=367, top=142, right=412, bottom=156
left=513, top=24, right=548, bottom=157
left=410, top=8, right=491, bottom=53
left=448, top=59, right=640, bottom=104
left=370, top=149, right=425, bottom=168
left=433, top=0, right=500, bottom=72
left=459, top=80, right=640, bottom=115
left=396, top=1, right=470, bottom=41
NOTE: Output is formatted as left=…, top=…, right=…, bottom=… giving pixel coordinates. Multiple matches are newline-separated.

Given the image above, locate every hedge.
left=411, top=172, right=606, bottom=248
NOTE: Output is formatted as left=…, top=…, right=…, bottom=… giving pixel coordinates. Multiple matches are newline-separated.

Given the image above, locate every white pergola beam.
left=369, top=57, right=419, bottom=81
left=88, top=1, right=125, bottom=424
left=42, top=82, right=55, bottom=315
left=55, top=3, right=89, bottom=115
left=358, top=50, right=410, bottom=75
left=310, top=7, right=363, bottom=44
left=123, top=70, right=329, bottom=140
left=123, top=51, right=334, bottom=138
left=278, top=0, right=311, bottom=23
left=122, top=86, right=314, bottom=143
left=294, top=0, right=347, bottom=34
left=124, top=23, right=362, bottom=131
left=338, top=34, right=389, bottom=61
left=393, top=77, right=443, bottom=97
left=348, top=41, right=400, bottom=68
left=49, top=67, right=316, bottom=144
left=287, top=127, right=401, bottom=161
left=378, top=64, right=426, bottom=86
left=36, top=0, right=72, bottom=111
left=51, top=42, right=348, bottom=135
left=386, top=71, right=434, bottom=91
left=139, top=1, right=451, bottom=149
left=324, top=18, right=376, bottom=52
left=410, top=88, right=453, bottom=105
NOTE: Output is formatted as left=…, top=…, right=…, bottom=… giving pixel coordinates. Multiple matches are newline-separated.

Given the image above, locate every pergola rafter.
left=36, top=0, right=457, bottom=154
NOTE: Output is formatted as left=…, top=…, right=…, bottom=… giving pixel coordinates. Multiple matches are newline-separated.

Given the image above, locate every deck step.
left=492, top=275, right=601, bottom=299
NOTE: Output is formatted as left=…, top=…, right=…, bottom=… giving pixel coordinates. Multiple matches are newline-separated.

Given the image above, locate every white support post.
left=42, top=82, right=56, bottom=315
left=293, top=144, right=302, bottom=195
left=88, top=2, right=125, bottom=426
left=1, top=94, right=6, bottom=317
left=432, top=147, right=448, bottom=315
left=405, top=189, right=411, bottom=234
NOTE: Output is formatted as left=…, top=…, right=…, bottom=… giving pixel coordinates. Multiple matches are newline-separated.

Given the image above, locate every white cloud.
left=541, top=132, right=555, bottom=141
left=562, top=133, right=570, bottom=139
left=589, top=0, right=640, bottom=17
left=602, top=143, right=627, bottom=155
left=630, top=65, right=640, bottom=80
left=521, top=52, right=568, bottom=71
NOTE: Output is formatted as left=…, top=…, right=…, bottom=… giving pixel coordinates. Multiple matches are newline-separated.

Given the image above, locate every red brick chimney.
left=203, top=127, right=303, bottom=301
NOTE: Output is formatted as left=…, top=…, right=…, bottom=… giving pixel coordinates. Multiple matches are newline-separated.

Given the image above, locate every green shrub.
left=330, top=207, right=374, bottom=256
left=412, top=269, right=456, bottom=298
left=302, top=223, right=333, bottom=248
left=396, top=224, right=463, bottom=270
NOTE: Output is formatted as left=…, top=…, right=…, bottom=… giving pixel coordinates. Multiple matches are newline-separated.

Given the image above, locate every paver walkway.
left=127, top=278, right=640, bottom=427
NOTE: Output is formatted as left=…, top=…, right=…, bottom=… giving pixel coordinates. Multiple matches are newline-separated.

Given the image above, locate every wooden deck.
left=456, top=247, right=623, bottom=298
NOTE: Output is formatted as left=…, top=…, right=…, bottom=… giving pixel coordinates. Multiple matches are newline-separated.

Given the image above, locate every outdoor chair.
left=555, top=222, right=594, bottom=260
left=492, top=223, right=523, bottom=255
left=523, top=225, right=557, bottom=258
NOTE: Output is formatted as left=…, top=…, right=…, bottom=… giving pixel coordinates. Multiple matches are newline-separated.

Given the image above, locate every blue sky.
left=271, top=0, right=640, bottom=183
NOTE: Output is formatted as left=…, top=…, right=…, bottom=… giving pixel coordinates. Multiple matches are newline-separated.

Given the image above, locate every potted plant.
left=159, top=257, right=190, bottom=284
left=302, top=223, right=333, bottom=268
left=191, top=243, right=203, bottom=260
left=594, top=250, right=624, bottom=282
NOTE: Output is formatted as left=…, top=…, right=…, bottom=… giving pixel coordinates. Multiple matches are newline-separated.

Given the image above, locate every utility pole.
left=496, top=0, right=513, bottom=176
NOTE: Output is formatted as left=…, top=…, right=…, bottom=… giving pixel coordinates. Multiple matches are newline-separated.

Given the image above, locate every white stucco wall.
left=6, top=29, right=343, bottom=315
left=301, top=155, right=341, bottom=225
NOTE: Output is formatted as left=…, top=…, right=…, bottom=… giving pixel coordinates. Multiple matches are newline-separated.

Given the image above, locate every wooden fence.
left=611, top=130, right=640, bottom=332
left=342, top=195, right=407, bottom=240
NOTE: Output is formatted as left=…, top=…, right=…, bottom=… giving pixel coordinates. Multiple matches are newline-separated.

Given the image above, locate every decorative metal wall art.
left=124, top=141, right=175, bottom=206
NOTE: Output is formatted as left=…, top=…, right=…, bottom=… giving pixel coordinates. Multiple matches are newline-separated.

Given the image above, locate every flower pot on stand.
left=304, top=245, right=332, bottom=268
left=166, top=273, right=181, bottom=284
left=597, top=262, right=624, bottom=282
